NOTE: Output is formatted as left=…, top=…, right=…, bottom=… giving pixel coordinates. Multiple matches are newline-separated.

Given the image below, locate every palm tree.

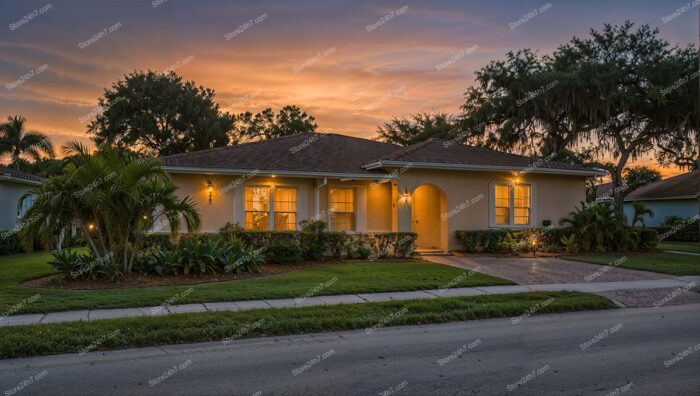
left=630, top=202, right=654, bottom=227
left=0, top=115, right=55, bottom=169
left=20, top=142, right=201, bottom=274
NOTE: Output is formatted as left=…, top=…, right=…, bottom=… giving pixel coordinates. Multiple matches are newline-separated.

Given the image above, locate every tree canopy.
left=376, top=113, right=458, bottom=146
left=87, top=71, right=234, bottom=156
left=234, top=105, right=317, bottom=141
left=460, top=21, right=699, bottom=212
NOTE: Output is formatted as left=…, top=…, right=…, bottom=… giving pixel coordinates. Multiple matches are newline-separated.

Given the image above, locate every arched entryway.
left=411, top=184, right=448, bottom=252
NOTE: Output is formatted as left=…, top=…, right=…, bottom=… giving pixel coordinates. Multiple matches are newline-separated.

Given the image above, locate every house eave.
left=163, top=166, right=396, bottom=180
left=362, top=160, right=606, bottom=177
left=0, top=175, right=44, bottom=186
left=625, top=195, right=699, bottom=202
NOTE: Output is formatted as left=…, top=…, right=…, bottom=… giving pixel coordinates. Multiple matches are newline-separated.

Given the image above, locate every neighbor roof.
left=0, top=166, right=45, bottom=185
left=162, top=133, right=605, bottom=177
left=363, top=138, right=604, bottom=176
left=625, top=170, right=700, bottom=201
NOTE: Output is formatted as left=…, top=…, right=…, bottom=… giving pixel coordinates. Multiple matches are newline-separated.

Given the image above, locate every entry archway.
left=411, top=184, right=448, bottom=252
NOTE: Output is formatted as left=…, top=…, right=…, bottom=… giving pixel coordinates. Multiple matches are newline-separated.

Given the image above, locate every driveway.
left=424, top=255, right=674, bottom=285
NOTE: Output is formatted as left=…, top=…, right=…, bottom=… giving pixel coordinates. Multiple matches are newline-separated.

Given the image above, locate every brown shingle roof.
left=371, top=138, right=602, bottom=174
left=162, top=133, right=399, bottom=175
left=0, top=166, right=45, bottom=184
left=625, top=170, right=700, bottom=201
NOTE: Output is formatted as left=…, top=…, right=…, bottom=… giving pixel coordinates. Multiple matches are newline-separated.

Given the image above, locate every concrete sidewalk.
left=1, top=277, right=697, bottom=327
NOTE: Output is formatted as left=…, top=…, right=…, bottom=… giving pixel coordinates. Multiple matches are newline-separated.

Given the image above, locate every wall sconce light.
left=207, top=180, right=214, bottom=205
left=399, top=188, right=411, bottom=206
left=514, top=175, right=521, bottom=185
left=87, top=223, right=95, bottom=231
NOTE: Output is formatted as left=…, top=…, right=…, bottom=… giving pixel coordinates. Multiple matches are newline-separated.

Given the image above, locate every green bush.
left=636, top=228, right=659, bottom=250
left=325, top=232, right=348, bottom=258
left=0, top=231, right=22, bottom=255
left=653, top=217, right=699, bottom=242
left=266, top=241, right=303, bottom=265
left=455, top=230, right=509, bottom=253
left=178, top=237, right=221, bottom=275
left=49, top=250, right=121, bottom=281
left=218, top=239, right=265, bottom=273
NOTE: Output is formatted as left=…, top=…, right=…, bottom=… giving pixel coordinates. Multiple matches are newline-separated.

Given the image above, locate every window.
left=330, top=188, right=355, bottom=231
left=491, top=183, right=531, bottom=226
left=245, top=187, right=270, bottom=230
left=274, top=188, right=297, bottom=231
left=17, top=195, right=34, bottom=219
left=513, top=184, right=531, bottom=225
left=494, top=184, right=510, bottom=225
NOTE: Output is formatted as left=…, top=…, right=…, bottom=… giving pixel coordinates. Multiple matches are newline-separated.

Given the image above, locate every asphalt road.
left=1, top=304, right=699, bottom=395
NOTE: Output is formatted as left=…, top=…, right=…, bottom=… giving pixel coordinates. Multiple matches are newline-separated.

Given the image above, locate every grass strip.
left=566, top=252, right=699, bottom=276
left=0, top=292, right=615, bottom=359
left=0, top=252, right=513, bottom=314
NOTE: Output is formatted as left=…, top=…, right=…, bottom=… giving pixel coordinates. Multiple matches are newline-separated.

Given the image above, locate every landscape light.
left=207, top=180, right=214, bottom=205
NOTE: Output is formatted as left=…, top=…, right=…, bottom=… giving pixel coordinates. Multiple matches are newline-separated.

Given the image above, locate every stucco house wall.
left=0, top=181, right=34, bottom=231
left=623, top=199, right=699, bottom=227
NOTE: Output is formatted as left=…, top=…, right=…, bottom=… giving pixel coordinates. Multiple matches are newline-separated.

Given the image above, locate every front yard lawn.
left=0, top=252, right=513, bottom=314
left=566, top=252, right=699, bottom=276
left=0, top=291, right=614, bottom=359
left=657, top=242, right=700, bottom=254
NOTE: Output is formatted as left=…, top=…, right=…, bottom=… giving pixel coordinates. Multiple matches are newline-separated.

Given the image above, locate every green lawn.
left=0, top=292, right=614, bottom=359
left=566, top=252, right=699, bottom=276
left=657, top=242, right=700, bottom=254
left=0, top=252, right=513, bottom=314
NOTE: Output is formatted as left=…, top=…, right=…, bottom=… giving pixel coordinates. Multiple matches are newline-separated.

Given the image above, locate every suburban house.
left=163, top=133, right=604, bottom=251
left=0, top=167, right=45, bottom=231
left=622, top=170, right=700, bottom=226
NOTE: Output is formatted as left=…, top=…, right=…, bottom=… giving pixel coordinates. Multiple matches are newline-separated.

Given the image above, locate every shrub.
left=561, top=202, right=640, bottom=252
left=653, top=216, right=699, bottom=242
left=178, top=237, right=221, bottom=275
left=636, top=228, right=658, bottom=250
left=266, top=241, right=303, bottom=265
left=455, top=230, right=509, bottom=253
left=49, top=250, right=121, bottom=281
left=48, top=250, right=86, bottom=275
left=302, top=242, right=326, bottom=261
left=0, top=231, right=22, bottom=255
left=218, top=239, right=264, bottom=273
left=325, top=232, right=347, bottom=259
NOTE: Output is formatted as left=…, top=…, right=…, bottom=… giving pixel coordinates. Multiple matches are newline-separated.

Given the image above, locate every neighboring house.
left=623, top=170, right=700, bottom=227
left=162, top=133, right=603, bottom=251
left=0, top=167, right=45, bottom=231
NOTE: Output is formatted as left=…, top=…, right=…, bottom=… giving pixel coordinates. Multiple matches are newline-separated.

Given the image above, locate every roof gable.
left=625, top=170, right=700, bottom=201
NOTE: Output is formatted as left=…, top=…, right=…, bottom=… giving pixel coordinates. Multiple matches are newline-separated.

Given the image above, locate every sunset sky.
left=1, top=0, right=697, bottom=177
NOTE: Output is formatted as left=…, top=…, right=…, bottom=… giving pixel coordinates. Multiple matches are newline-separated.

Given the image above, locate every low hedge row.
left=653, top=224, right=699, bottom=243
left=143, top=230, right=418, bottom=265
left=455, top=227, right=658, bottom=254
left=0, top=231, right=23, bottom=255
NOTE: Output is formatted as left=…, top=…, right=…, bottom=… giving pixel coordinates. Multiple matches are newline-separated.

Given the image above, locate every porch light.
left=207, top=180, right=214, bottom=205
left=87, top=223, right=95, bottom=231
left=400, top=188, right=411, bottom=205
left=514, top=175, right=521, bottom=184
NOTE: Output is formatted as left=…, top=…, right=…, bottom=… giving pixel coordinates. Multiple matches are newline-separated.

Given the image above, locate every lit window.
left=494, top=184, right=510, bottom=225
left=492, top=183, right=531, bottom=226
left=330, top=188, right=355, bottom=231
left=274, top=188, right=297, bottom=231
left=513, top=185, right=531, bottom=225
left=245, top=187, right=270, bottom=230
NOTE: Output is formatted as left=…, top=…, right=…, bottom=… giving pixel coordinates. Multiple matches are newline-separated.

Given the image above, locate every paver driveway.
left=424, top=255, right=675, bottom=285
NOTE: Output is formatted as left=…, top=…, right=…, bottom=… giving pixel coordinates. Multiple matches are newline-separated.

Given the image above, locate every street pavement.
left=1, top=303, right=698, bottom=395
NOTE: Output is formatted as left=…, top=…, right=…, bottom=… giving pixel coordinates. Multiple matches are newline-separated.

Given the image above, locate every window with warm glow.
left=274, top=188, right=297, bottom=231
left=492, top=183, right=531, bottom=226
left=330, top=188, right=355, bottom=231
left=513, top=184, right=531, bottom=225
left=245, top=187, right=270, bottom=230
left=494, top=184, right=510, bottom=225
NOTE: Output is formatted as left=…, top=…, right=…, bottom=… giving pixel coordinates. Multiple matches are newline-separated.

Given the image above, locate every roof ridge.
left=160, top=133, right=316, bottom=160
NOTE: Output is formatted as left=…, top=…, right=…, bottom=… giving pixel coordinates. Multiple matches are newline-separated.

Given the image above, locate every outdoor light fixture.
left=207, top=180, right=214, bottom=205
left=514, top=175, right=521, bottom=184
left=400, top=188, right=411, bottom=205
left=88, top=223, right=95, bottom=231
left=531, top=239, right=537, bottom=257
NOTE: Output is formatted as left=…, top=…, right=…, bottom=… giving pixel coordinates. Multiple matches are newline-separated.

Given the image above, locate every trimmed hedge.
left=143, top=230, right=418, bottom=263
left=455, top=227, right=658, bottom=254
left=653, top=224, right=699, bottom=243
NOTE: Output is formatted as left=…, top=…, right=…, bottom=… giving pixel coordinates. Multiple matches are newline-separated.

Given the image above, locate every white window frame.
left=488, top=181, right=536, bottom=228
left=244, top=185, right=299, bottom=231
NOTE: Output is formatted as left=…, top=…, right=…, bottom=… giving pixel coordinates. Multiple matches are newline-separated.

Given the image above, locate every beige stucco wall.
left=169, top=169, right=587, bottom=251
left=395, top=168, right=587, bottom=251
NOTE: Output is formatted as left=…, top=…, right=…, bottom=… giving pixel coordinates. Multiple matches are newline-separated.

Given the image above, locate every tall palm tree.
left=20, top=142, right=201, bottom=274
left=0, top=115, right=55, bottom=169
